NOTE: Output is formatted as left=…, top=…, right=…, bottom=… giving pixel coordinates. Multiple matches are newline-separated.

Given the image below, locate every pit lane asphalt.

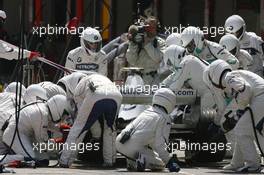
left=6, top=159, right=264, bottom=175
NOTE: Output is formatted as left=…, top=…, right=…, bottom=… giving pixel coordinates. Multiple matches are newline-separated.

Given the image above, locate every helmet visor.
left=60, top=109, right=70, bottom=123
left=185, top=39, right=196, bottom=53
left=0, top=18, right=5, bottom=27
left=229, top=47, right=238, bottom=56
left=83, top=39, right=102, bottom=53
left=234, top=27, right=244, bottom=39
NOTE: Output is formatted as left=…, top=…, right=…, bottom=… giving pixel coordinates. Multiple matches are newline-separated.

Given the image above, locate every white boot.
left=222, top=163, right=243, bottom=171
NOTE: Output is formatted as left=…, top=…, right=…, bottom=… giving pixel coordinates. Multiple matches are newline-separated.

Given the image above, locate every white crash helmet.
left=4, top=82, right=26, bottom=96
left=38, top=81, right=66, bottom=99
left=181, top=26, right=204, bottom=54
left=0, top=10, right=6, bottom=19
left=219, top=34, right=240, bottom=56
left=165, top=33, right=182, bottom=47
left=57, top=72, right=87, bottom=98
left=23, top=84, right=48, bottom=104
left=164, top=45, right=185, bottom=71
left=80, top=27, right=102, bottom=56
left=46, top=94, right=71, bottom=123
left=207, top=60, right=232, bottom=89
left=152, top=88, right=176, bottom=114
left=224, top=15, right=246, bottom=40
